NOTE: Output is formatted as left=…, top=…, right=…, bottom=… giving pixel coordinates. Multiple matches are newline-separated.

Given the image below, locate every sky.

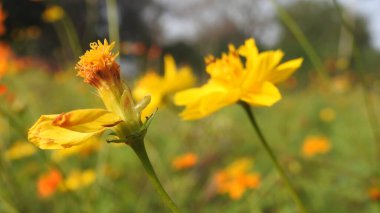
left=341, top=0, right=380, bottom=50
left=145, top=0, right=380, bottom=51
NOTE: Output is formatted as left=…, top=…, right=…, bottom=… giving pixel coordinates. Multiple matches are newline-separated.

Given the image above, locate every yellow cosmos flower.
left=174, top=38, right=303, bottom=120
left=28, top=40, right=151, bottom=149
left=133, top=55, right=195, bottom=119
left=214, top=158, right=260, bottom=200
left=4, top=140, right=36, bottom=161
left=61, top=169, right=96, bottom=191
left=42, top=5, right=65, bottom=23
left=301, top=136, right=331, bottom=158
left=51, top=137, right=101, bottom=162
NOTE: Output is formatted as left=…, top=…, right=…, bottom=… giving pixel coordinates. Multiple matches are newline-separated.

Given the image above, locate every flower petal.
left=241, top=82, right=281, bottom=106
left=28, top=109, right=122, bottom=149
left=175, top=82, right=240, bottom=120
left=267, top=58, right=303, bottom=84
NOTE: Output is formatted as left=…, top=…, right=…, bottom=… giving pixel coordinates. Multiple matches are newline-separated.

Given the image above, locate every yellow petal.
left=162, top=66, right=196, bottom=94
left=175, top=82, right=240, bottom=120
left=28, top=109, right=122, bottom=149
left=164, top=54, right=177, bottom=80
left=133, top=71, right=163, bottom=101
left=140, top=93, right=162, bottom=120
left=267, top=58, right=303, bottom=84
left=241, top=81, right=281, bottom=106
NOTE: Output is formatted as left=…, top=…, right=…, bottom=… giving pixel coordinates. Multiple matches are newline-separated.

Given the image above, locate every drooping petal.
left=266, top=58, right=303, bottom=84
left=241, top=81, right=281, bottom=106
left=28, top=109, right=122, bottom=149
left=175, top=82, right=240, bottom=120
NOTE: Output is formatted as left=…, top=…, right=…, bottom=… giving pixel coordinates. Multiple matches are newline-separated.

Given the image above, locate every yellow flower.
left=61, top=169, right=95, bottom=191
left=319, top=107, right=336, bottom=122
left=41, top=5, right=65, bottom=23
left=214, top=158, right=260, bottom=200
left=51, top=137, right=101, bottom=162
left=174, top=38, right=302, bottom=120
left=171, top=152, right=198, bottom=170
left=4, top=140, right=36, bottom=161
left=133, top=55, right=195, bottom=119
left=29, top=40, right=151, bottom=149
left=301, top=136, right=331, bottom=158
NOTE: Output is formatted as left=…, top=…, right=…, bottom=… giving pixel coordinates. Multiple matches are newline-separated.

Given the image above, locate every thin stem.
left=269, top=0, right=328, bottom=83
left=240, top=102, right=307, bottom=213
left=106, top=0, right=120, bottom=52
left=130, top=140, right=180, bottom=213
left=332, top=0, right=380, bottom=177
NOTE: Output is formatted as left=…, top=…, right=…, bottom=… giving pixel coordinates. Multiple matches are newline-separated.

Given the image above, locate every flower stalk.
left=129, top=139, right=180, bottom=213
left=240, top=101, right=307, bottom=213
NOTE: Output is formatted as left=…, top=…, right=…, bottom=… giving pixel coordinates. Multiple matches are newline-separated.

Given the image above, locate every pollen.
left=75, top=39, right=120, bottom=87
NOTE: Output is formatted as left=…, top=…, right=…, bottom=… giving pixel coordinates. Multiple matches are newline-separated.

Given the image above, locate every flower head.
left=174, top=38, right=302, bottom=120
left=0, top=4, right=6, bottom=35
left=301, top=136, right=331, bottom=158
left=42, top=5, right=65, bottom=23
left=171, top=152, right=198, bottom=170
left=62, top=169, right=96, bottom=191
left=29, top=40, right=151, bottom=150
left=0, top=84, right=7, bottom=96
left=4, top=140, right=36, bottom=161
left=37, top=169, right=62, bottom=198
left=133, top=54, right=195, bottom=119
left=368, top=186, right=380, bottom=202
left=75, top=39, right=120, bottom=88
left=213, top=158, right=260, bottom=200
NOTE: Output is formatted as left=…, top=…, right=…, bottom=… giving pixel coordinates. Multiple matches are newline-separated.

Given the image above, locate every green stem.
left=269, top=0, right=328, bottom=83
left=105, top=0, right=120, bottom=52
left=130, top=140, right=180, bottom=213
left=240, top=102, right=307, bottom=213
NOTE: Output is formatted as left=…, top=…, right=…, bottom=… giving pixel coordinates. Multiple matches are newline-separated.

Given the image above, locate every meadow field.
left=0, top=0, right=380, bottom=212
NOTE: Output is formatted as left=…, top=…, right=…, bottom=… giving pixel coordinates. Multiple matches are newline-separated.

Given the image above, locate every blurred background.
left=1, top=0, right=380, bottom=212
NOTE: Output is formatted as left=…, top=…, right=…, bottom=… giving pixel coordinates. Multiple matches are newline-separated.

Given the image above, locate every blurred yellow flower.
left=133, top=55, right=195, bottom=119
left=29, top=40, right=151, bottom=150
left=51, top=138, right=101, bottom=162
left=4, top=140, right=36, bottom=161
left=301, top=136, right=331, bottom=158
left=0, top=3, right=7, bottom=35
left=37, top=169, right=62, bottom=198
left=62, top=169, right=96, bottom=191
left=214, top=158, right=260, bottom=200
left=42, top=5, right=65, bottom=23
left=171, top=152, right=198, bottom=170
left=319, top=107, right=336, bottom=122
left=174, top=38, right=303, bottom=120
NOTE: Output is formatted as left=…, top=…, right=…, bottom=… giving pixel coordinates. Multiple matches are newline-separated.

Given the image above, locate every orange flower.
left=368, top=186, right=380, bottom=202
left=214, top=158, right=260, bottom=200
left=172, top=153, right=198, bottom=170
left=0, top=84, right=7, bottom=95
left=37, top=169, right=62, bottom=198
left=301, top=136, right=331, bottom=158
left=0, top=42, right=13, bottom=78
left=0, top=4, right=7, bottom=36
